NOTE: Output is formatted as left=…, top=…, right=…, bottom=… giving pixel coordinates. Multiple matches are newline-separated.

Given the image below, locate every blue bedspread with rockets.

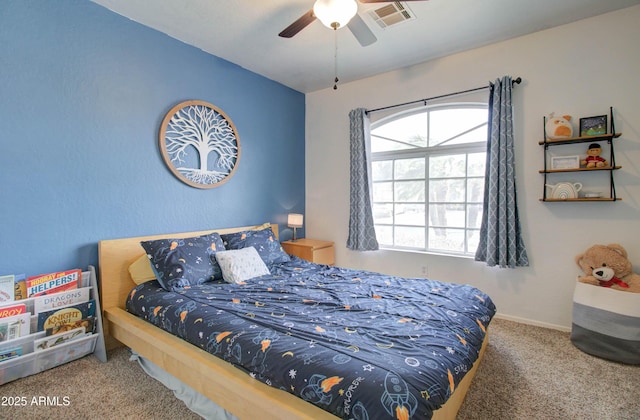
left=126, top=257, right=496, bottom=419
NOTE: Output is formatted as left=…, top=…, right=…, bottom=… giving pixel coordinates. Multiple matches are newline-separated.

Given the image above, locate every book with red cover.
left=26, top=269, right=80, bottom=298
left=0, top=303, right=27, bottom=319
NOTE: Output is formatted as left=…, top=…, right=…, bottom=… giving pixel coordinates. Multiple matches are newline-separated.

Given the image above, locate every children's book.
left=0, top=275, right=15, bottom=303
left=34, top=287, right=90, bottom=314
left=0, top=303, right=27, bottom=319
left=14, top=274, right=27, bottom=300
left=0, top=346, right=22, bottom=362
left=34, top=327, right=86, bottom=351
left=0, top=330, right=45, bottom=355
left=27, top=269, right=80, bottom=298
left=0, top=313, right=31, bottom=342
left=45, top=316, right=95, bottom=336
left=37, top=300, right=95, bottom=332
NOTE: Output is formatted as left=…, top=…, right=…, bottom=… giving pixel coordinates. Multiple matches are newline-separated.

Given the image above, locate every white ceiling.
left=90, top=0, right=640, bottom=93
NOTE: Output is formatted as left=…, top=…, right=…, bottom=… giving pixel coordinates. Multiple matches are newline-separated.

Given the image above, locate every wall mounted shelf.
left=540, top=107, right=621, bottom=202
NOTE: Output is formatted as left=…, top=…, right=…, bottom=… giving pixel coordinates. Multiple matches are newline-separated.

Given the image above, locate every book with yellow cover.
left=45, top=316, right=95, bottom=336
left=14, top=274, right=27, bottom=300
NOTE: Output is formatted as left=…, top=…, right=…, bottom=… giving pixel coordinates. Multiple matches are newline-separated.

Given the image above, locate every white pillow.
left=215, top=247, right=270, bottom=284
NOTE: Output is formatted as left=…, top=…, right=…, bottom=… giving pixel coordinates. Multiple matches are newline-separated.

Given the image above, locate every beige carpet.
left=457, top=319, right=639, bottom=420
left=1, top=318, right=638, bottom=420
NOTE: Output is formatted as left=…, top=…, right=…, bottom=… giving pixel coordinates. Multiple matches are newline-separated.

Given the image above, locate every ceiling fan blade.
left=278, top=9, right=316, bottom=38
left=358, top=0, right=427, bottom=2
left=348, top=14, right=377, bottom=47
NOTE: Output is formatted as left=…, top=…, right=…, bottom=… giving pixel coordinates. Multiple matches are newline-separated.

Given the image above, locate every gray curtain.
left=475, top=76, right=529, bottom=268
left=347, top=108, right=379, bottom=251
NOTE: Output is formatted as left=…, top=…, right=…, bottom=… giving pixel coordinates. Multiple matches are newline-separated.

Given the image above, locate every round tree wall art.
left=159, top=100, right=241, bottom=188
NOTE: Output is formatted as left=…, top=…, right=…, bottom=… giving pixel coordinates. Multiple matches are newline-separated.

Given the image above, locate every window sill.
left=378, top=246, right=476, bottom=260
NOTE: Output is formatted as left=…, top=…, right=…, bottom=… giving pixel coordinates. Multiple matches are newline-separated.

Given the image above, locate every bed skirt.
left=570, top=282, right=640, bottom=365
left=129, top=350, right=238, bottom=420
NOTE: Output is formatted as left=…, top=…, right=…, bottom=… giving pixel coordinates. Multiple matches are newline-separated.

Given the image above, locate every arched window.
left=370, top=103, right=488, bottom=256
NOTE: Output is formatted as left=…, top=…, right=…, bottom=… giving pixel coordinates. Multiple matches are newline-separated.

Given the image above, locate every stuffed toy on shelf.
left=581, top=143, right=608, bottom=168
left=545, top=113, right=574, bottom=139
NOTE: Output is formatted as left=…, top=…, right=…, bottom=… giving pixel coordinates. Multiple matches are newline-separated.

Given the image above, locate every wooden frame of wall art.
left=551, top=155, right=580, bottom=170
left=158, top=100, right=241, bottom=189
left=579, top=115, right=607, bottom=137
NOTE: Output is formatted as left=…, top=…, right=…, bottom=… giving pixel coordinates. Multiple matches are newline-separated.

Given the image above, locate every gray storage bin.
left=570, top=282, right=640, bottom=364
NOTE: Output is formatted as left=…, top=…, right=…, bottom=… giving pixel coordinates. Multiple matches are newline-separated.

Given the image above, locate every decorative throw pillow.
left=128, top=254, right=157, bottom=285
left=221, top=226, right=290, bottom=265
left=215, top=247, right=270, bottom=284
left=140, top=232, right=226, bottom=291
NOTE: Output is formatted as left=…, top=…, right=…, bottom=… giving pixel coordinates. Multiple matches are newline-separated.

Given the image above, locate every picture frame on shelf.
left=551, top=155, right=580, bottom=170
left=579, top=115, right=607, bottom=137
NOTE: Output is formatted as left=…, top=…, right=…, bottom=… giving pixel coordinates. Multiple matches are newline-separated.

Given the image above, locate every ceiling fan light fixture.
left=313, top=0, right=358, bottom=29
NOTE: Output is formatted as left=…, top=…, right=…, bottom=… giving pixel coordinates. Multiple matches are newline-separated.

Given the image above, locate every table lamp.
left=287, top=213, right=303, bottom=242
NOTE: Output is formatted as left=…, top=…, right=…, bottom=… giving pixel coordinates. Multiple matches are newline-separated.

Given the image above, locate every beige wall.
left=305, top=5, right=640, bottom=330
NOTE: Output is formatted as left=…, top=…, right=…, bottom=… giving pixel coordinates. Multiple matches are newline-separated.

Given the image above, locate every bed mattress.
left=126, top=257, right=495, bottom=419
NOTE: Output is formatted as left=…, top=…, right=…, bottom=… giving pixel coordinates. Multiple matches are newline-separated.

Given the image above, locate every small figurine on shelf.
left=581, top=143, right=607, bottom=168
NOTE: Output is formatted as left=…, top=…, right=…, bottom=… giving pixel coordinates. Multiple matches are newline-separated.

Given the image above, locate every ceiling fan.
left=278, top=0, right=428, bottom=47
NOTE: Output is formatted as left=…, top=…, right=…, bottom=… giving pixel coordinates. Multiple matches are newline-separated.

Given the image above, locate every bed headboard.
left=98, top=223, right=278, bottom=345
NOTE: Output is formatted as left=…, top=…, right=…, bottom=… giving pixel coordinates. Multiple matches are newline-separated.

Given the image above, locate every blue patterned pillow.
left=221, top=227, right=290, bottom=265
left=140, top=232, right=225, bottom=291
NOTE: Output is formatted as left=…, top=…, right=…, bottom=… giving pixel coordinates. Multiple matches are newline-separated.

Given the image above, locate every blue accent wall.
left=0, top=1, right=305, bottom=275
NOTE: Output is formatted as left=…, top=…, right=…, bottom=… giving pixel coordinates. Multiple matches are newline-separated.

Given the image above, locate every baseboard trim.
left=494, top=313, right=571, bottom=333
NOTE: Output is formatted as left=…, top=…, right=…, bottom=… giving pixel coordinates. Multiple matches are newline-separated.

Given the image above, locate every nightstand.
left=281, top=238, right=335, bottom=265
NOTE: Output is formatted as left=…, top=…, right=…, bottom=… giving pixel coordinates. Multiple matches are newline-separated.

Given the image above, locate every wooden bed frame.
left=98, top=223, right=488, bottom=420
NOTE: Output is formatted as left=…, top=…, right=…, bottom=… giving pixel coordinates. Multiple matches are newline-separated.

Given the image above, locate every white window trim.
left=370, top=102, right=488, bottom=257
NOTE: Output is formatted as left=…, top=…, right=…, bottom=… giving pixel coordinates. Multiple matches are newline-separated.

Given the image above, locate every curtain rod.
left=366, top=76, right=522, bottom=115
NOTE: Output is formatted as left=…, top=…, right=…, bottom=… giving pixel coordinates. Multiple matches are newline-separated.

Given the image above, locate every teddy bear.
left=575, top=244, right=640, bottom=292
left=581, top=143, right=607, bottom=168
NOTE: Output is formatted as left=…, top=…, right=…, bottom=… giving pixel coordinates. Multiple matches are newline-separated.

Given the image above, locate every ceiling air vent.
left=368, top=2, right=415, bottom=29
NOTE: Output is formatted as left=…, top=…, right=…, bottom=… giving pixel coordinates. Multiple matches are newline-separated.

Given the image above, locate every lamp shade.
left=313, top=0, right=358, bottom=29
left=288, top=213, right=304, bottom=228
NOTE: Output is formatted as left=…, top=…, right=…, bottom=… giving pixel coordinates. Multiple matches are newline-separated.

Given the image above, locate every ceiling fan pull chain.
left=333, top=27, right=339, bottom=90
